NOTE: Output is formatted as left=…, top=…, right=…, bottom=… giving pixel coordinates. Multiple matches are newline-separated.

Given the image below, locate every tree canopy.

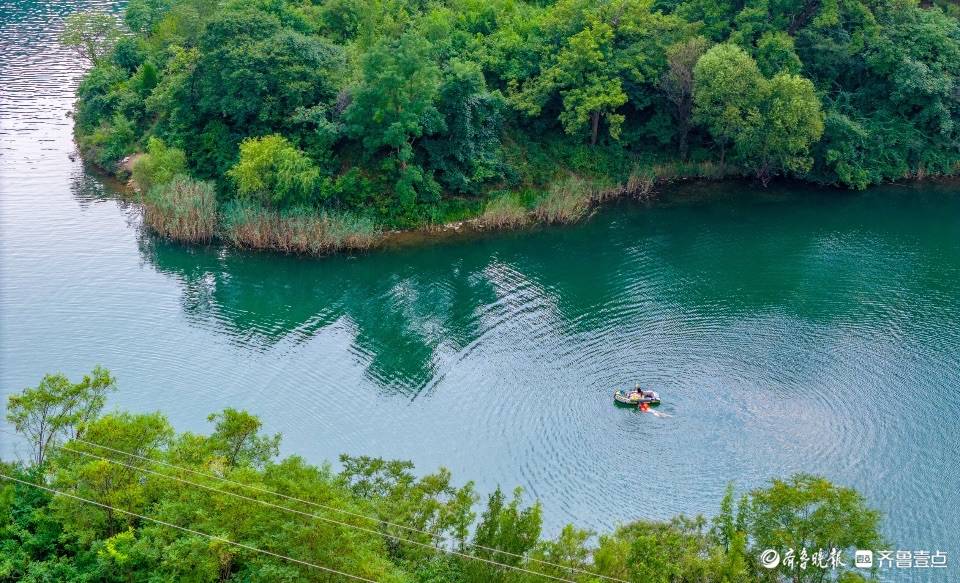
left=69, top=0, right=960, bottom=235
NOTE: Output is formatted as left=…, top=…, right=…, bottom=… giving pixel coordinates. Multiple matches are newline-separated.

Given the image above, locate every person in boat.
left=632, top=383, right=643, bottom=399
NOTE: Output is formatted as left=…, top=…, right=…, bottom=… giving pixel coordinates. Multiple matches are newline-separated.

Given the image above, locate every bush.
left=142, top=175, right=217, bottom=242
left=131, top=137, right=187, bottom=192
left=220, top=200, right=380, bottom=254
left=78, top=113, right=135, bottom=167
left=228, top=135, right=324, bottom=209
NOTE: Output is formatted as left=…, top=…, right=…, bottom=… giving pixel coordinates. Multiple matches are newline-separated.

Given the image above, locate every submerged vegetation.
left=63, top=0, right=960, bottom=252
left=3, top=368, right=886, bottom=582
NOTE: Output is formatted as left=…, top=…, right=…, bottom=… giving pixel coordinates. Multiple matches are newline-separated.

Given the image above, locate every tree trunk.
left=590, top=110, right=600, bottom=146
left=679, top=121, right=689, bottom=161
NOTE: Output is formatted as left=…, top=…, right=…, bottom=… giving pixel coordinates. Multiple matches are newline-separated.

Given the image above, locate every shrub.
left=78, top=113, right=135, bottom=167
left=228, top=135, right=324, bottom=209
left=142, top=175, right=217, bottom=242
left=131, top=137, right=187, bottom=192
left=220, top=200, right=380, bottom=254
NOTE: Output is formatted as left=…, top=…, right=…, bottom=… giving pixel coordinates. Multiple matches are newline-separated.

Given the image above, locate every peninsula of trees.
left=65, top=0, right=960, bottom=252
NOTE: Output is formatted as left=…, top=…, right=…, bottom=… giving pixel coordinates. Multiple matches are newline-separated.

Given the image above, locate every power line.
left=0, top=471, right=379, bottom=583
left=53, top=442, right=579, bottom=583
left=63, top=433, right=627, bottom=583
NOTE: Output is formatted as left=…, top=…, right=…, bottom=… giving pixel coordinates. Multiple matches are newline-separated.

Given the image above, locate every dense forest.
left=64, top=0, right=960, bottom=251
left=2, top=368, right=886, bottom=582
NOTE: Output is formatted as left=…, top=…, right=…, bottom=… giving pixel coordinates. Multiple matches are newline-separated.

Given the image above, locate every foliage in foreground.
left=62, top=0, right=960, bottom=245
left=2, top=368, right=884, bottom=582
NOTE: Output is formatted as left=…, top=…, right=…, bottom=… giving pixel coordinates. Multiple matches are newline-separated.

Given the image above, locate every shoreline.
left=90, top=154, right=960, bottom=257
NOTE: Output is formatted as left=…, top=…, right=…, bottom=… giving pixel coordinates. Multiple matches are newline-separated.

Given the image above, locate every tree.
left=693, top=43, right=765, bottom=165
left=738, top=72, right=824, bottom=184
left=466, top=487, right=541, bottom=581
left=60, top=11, right=124, bottom=64
left=162, top=6, right=347, bottom=178
left=745, top=474, right=884, bottom=583
left=344, top=34, right=444, bottom=210
left=422, top=60, right=505, bottom=194
left=553, top=23, right=628, bottom=145
left=6, top=367, right=116, bottom=465
left=694, top=44, right=823, bottom=183
left=124, top=0, right=172, bottom=34
left=51, top=412, right=173, bottom=542
left=228, top=135, right=324, bottom=208
left=594, top=514, right=744, bottom=583
left=206, top=408, right=280, bottom=469
left=754, top=31, right=803, bottom=77
left=338, top=455, right=478, bottom=554
left=527, top=524, right=594, bottom=581
left=660, top=36, right=710, bottom=160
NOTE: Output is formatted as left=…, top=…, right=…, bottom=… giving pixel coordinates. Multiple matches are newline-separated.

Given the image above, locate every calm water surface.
left=2, top=0, right=959, bottom=570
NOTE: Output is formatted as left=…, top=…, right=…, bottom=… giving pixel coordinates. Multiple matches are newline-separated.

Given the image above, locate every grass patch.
left=221, top=200, right=380, bottom=254
left=479, top=192, right=530, bottom=229
left=142, top=175, right=217, bottom=243
left=532, top=176, right=596, bottom=224
left=651, top=160, right=732, bottom=181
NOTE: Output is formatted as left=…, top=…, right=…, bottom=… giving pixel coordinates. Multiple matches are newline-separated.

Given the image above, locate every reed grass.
left=220, top=200, right=380, bottom=254
left=479, top=193, right=530, bottom=229
left=142, top=175, right=217, bottom=243
left=532, top=176, right=594, bottom=224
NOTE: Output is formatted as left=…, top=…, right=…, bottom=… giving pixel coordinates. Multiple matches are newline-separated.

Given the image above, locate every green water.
left=2, top=0, right=960, bottom=569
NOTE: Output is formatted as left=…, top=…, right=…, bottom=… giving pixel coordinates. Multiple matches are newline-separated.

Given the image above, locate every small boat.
left=614, top=388, right=661, bottom=406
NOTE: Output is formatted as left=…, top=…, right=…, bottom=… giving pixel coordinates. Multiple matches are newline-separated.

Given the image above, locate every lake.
left=2, top=0, right=959, bottom=570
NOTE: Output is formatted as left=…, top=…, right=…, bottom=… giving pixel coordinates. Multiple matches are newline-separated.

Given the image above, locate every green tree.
left=125, top=0, right=172, bottom=34
left=466, top=487, right=541, bottom=581
left=6, top=367, right=116, bottom=465
left=206, top=408, right=281, bottom=469
left=60, top=11, right=123, bottom=64
left=228, top=135, right=325, bottom=208
left=194, top=19, right=345, bottom=132
left=693, top=43, right=765, bottom=165
left=516, top=21, right=627, bottom=145
left=660, top=36, right=710, bottom=159
left=745, top=474, right=884, bottom=583
left=694, top=44, right=824, bottom=183
left=737, top=72, right=824, bottom=184
left=507, top=0, right=686, bottom=146
left=422, top=60, right=505, bottom=194
left=51, top=412, right=173, bottom=542
left=754, top=31, right=803, bottom=77
left=339, top=455, right=477, bottom=553
left=526, top=524, right=593, bottom=581
left=344, top=34, right=444, bottom=210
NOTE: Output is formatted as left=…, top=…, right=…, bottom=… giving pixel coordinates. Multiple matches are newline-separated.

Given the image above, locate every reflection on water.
left=137, top=185, right=960, bottom=395
left=3, top=0, right=960, bottom=569
left=138, top=234, right=501, bottom=391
